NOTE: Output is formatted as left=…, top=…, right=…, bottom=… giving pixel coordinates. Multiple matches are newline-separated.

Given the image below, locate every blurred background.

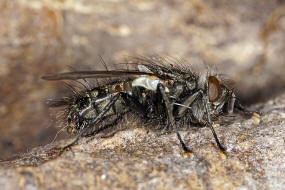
left=0, top=0, right=284, bottom=160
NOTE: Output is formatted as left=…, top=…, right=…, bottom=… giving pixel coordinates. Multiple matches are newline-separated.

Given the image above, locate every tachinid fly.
left=42, top=57, right=253, bottom=153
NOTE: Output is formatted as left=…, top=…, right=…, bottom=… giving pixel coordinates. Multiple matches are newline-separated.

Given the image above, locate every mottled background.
left=0, top=0, right=284, bottom=162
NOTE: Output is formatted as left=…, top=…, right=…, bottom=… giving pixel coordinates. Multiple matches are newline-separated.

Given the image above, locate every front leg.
left=203, top=95, right=226, bottom=152
left=227, top=92, right=236, bottom=114
left=234, top=98, right=257, bottom=116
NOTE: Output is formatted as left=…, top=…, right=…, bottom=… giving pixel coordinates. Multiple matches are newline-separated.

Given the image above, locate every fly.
left=42, top=56, right=254, bottom=154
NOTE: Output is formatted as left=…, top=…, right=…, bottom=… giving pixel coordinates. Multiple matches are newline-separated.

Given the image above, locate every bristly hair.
left=45, top=55, right=236, bottom=113
left=127, top=55, right=197, bottom=76
left=125, top=55, right=235, bottom=89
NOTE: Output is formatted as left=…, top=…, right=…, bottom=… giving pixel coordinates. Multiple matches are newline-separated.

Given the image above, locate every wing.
left=124, top=56, right=196, bottom=80
left=42, top=70, right=152, bottom=81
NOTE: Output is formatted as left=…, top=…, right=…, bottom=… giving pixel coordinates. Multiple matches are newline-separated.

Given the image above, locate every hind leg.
left=63, top=93, right=122, bottom=150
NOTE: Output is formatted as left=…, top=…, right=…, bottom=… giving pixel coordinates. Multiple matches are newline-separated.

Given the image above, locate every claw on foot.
left=183, top=151, right=194, bottom=158
left=252, top=112, right=261, bottom=124
left=219, top=149, right=227, bottom=159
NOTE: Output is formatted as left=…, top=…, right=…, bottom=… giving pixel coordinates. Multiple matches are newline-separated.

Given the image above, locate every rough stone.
left=1, top=93, right=285, bottom=189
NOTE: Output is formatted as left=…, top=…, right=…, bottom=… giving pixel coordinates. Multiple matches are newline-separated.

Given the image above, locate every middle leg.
left=157, top=83, right=174, bottom=132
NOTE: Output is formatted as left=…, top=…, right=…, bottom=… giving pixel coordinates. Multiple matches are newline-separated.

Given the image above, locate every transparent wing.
left=42, top=70, right=152, bottom=81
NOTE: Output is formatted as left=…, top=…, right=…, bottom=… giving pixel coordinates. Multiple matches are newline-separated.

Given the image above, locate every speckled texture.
left=1, top=92, right=285, bottom=190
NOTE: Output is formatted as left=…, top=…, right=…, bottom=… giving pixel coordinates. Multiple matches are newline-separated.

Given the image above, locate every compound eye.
left=208, top=76, right=221, bottom=102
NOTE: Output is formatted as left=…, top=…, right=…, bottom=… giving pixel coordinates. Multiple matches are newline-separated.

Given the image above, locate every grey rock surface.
left=1, top=93, right=285, bottom=190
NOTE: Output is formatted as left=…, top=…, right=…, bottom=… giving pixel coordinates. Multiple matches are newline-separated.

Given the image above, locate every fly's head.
left=182, top=74, right=235, bottom=124
left=206, top=75, right=234, bottom=116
